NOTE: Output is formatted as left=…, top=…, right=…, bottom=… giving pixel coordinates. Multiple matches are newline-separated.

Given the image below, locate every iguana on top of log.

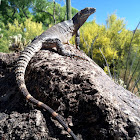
left=15, top=7, right=96, bottom=140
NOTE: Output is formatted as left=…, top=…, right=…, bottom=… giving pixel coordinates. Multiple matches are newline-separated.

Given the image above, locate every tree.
left=31, top=0, right=67, bottom=26
left=0, top=0, right=33, bottom=24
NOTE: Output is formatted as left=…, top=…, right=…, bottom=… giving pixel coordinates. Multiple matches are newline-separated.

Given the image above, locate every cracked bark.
left=0, top=45, right=140, bottom=140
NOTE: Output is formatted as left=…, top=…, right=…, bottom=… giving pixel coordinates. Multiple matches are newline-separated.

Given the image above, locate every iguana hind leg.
left=42, top=38, right=86, bottom=60
left=43, top=38, right=88, bottom=62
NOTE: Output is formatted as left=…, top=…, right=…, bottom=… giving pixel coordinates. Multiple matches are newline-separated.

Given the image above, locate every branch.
left=99, top=47, right=112, bottom=79
left=88, top=35, right=98, bottom=59
left=22, top=9, right=29, bottom=18
left=53, top=0, right=56, bottom=24
left=12, top=7, right=17, bottom=17
left=31, top=2, right=53, bottom=17
left=131, top=74, right=140, bottom=93
left=127, top=47, right=139, bottom=84
left=123, top=21, right=140, bottom=83
left=126, top=60, right=140, bottom=89
left=82, top=33, right=91, bottom=52
left=112, top=53, right=117, bottom=81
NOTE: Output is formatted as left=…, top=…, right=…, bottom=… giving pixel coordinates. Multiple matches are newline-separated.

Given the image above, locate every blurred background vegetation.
left=0, top=0, right=140, bottom=95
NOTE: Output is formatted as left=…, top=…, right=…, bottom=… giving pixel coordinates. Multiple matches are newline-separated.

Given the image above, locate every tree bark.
left=0, top=45, right=140, bottom=140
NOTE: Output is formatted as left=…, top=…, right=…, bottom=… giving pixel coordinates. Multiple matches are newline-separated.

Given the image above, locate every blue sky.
left=57, top=0, right=140, bottom=30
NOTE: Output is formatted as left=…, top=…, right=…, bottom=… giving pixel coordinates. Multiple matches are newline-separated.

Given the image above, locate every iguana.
left=15, top=7, right=96, bottom=140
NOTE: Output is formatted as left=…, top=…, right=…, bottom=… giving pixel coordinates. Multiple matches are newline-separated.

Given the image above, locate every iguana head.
left=80, top=7, right=96, bottom=18
left=72, top=7, right=96, bottom=30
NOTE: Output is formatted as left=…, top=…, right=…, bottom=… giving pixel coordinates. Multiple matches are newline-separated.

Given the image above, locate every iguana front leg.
left=67, top=30, right=80, bottom=50
left=42, top=38, right=71, bottom=56
left=75, top=30, right=80, bottom=50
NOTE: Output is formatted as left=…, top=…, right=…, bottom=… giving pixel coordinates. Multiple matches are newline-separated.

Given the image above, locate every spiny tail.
left=15, top=42, right=78, bottom=140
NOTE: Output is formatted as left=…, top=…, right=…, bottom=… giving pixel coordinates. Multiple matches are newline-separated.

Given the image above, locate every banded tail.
left=15, top=40, right=78, bottom=140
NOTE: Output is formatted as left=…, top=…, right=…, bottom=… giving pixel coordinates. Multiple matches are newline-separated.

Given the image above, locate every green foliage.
left=0, top=23, right=10, bottom=52
left=77, top=19, right=118, bottom=67
left=0, top=18, right=44, bottom=52
left=32, top=0, right=78, bottom=26
left=75, top=14, right=133, bottom=68
left=0, top=0, right=78, bottom=28
left=23, top=18, right=44, bottom=41
left=132, top=29, right=140, bottom=54
left=0, top=28, right=3, bottom=39
left=0, top=0, right=33, bottom=25
left=76, top=13, right=140, bottom=94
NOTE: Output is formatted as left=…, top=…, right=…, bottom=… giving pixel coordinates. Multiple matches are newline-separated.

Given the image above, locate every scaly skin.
left=15, top=7, right=96, bottom=140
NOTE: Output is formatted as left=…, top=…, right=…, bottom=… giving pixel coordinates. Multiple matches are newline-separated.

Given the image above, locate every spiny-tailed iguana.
left=15, top=7, right=96, bottom=140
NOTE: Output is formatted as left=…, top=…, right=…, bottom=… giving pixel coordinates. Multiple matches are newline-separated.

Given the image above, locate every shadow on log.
left=0, top=45, right=140, bottom=140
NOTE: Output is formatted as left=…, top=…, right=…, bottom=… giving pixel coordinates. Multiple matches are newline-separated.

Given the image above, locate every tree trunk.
left=66, top=0, right=71, bottom=20
left=0, top=45, right=140, bottom=140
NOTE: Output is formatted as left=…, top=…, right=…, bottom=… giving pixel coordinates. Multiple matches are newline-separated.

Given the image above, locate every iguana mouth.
left=88, top=7, right=96, bottom=14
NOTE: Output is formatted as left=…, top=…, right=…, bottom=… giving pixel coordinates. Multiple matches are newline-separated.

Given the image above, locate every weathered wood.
left=0, top=45, right=140, bottom=140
